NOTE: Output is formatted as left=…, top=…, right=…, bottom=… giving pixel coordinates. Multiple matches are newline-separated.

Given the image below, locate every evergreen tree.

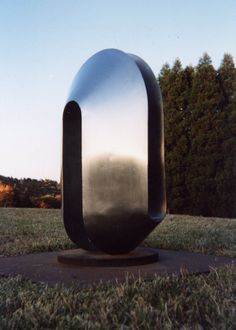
left=159, top=53, right=236, bottom=217
left=187, top=53, right=222, bottom=216
left=159, top=60, right=193, bottom=213
left=216, top=54, right=236, bottom=216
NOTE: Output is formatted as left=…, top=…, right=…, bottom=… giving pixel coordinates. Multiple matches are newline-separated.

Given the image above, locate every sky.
left=0, top=0, right=236, bottom=181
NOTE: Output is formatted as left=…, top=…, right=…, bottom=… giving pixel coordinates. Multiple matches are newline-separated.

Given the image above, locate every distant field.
left=0, top=208, right=235, bottom=329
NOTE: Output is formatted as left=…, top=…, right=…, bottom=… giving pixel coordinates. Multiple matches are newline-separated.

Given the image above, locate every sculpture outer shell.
left=62, top=49, right=166, bottom=254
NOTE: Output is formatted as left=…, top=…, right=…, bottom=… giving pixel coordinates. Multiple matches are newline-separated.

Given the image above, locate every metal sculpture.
left=62, top=49, right=166, bottom=254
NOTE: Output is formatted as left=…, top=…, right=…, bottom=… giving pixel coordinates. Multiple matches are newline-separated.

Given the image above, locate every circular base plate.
left=1, top=250, right=234, bottom=287
left=57, top=247, right=159, bottom=267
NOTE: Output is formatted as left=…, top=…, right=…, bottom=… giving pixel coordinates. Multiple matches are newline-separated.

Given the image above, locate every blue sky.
left=0, top=0, right=235, bottom=181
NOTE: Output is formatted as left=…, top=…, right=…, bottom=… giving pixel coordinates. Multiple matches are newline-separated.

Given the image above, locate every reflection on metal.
left=62, top=49, right=166, bottom=254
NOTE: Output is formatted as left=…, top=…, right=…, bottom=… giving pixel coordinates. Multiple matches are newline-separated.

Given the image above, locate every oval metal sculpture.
left=62, top=49, right=166, bottom=254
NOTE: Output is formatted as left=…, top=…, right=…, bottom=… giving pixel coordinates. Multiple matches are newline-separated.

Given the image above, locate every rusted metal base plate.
left=0, top=249, right=234, bottom=288
left=58, top=247, right=159, bottom=267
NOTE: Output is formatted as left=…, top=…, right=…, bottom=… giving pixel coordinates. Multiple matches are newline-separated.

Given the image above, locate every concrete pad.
left=0, top=249, right=235, bottom=288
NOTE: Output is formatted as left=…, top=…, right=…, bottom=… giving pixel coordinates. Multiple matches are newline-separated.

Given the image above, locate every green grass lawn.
left=0, top=208, right=235, bottom=329
left=0, top=208, right=74, bottom=256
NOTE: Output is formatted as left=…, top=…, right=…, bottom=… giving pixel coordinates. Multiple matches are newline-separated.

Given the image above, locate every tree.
left=159, top=60, right=193, bottom=213
left=0, top=182, right=14, bottom=207
left=0, top=174, right=61, bottom=208
left=160, top=53, right=236, bottom=217
left=215, top=54, right=236, bottom=216
left=186, top=53, right=223, bottom=216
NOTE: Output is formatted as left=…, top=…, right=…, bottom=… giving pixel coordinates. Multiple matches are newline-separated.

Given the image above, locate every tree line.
left=159, top=53, right=236, bottom=218
left=0, top=175, right=61, bottom=208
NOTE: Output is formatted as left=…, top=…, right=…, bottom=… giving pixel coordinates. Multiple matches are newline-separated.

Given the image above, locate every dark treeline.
left=159, top=53, right=236, bottom=218
left=0, top=175, right=61, bottom=208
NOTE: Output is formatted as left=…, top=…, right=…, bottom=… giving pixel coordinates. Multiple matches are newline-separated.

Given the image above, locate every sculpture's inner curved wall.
left=63, top=101, right=93, bottom=250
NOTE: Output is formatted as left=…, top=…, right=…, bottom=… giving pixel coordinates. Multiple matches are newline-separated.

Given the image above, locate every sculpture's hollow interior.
left=62, top=49, right=166, bottom=254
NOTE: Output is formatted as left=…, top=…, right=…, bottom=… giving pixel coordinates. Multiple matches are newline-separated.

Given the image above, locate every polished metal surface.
left=62, top=49, right=166, bottom=254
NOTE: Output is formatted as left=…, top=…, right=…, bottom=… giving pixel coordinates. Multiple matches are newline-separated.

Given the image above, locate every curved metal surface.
left=62, top=49, right=166, bottom=254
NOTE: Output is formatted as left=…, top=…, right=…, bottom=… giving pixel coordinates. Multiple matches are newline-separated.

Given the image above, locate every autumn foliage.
left=0, top=182, right=14, bottom=207
left=0, top=175, right=61, bottom=209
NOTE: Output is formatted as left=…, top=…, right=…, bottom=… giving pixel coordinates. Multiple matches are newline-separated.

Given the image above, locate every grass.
left=146, top=214, right=236, bottom=258
left=0, top=208, right=74, bottom=256
left=0, top=208, right=235, bottom=329
left=0, top=267, right=235, bottom=329
left=0, top=208, right=235, bottom=257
